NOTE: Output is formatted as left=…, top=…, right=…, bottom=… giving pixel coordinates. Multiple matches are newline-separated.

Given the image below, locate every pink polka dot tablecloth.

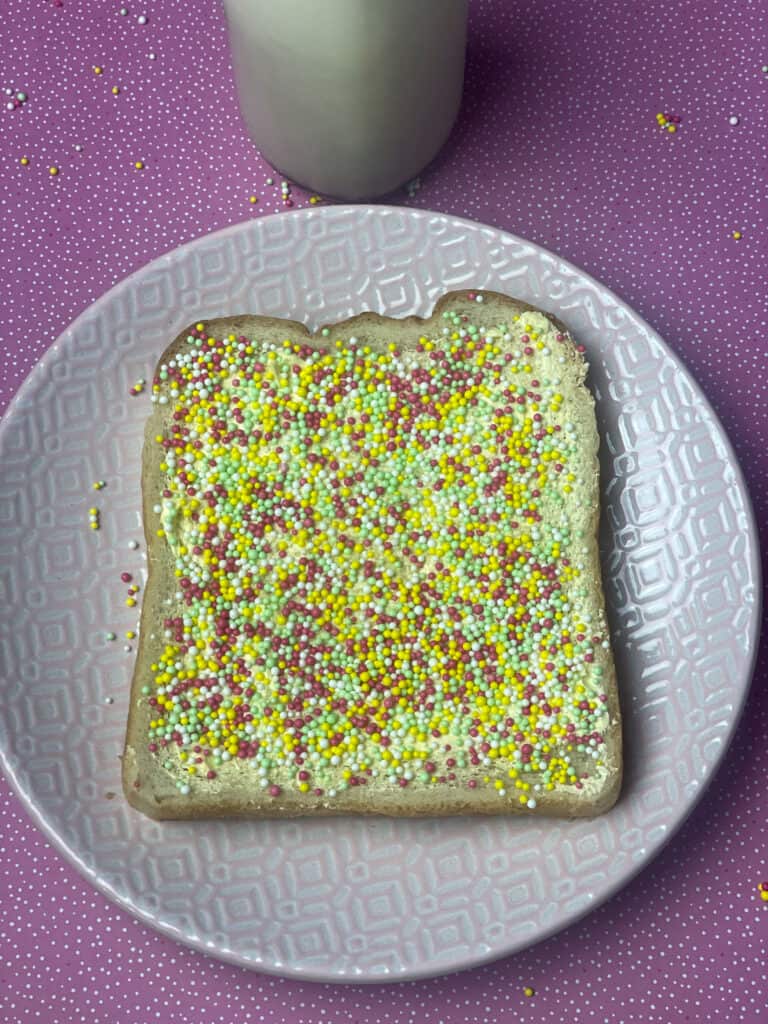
left=1, top=0, right=767, bottom=1021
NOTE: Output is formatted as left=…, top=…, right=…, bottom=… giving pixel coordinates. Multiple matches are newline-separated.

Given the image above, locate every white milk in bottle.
left=222, top=0, right=469, bottom=199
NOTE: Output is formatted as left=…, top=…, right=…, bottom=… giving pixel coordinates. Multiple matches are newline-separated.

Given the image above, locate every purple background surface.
left=1, top=1, right=766, bottom=1022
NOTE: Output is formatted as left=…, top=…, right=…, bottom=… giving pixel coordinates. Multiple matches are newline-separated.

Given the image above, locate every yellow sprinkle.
left=112, top=86, right=120, bottom=95
left=732, top=230, right=742, bottom=240
left=126, top=597, right=137, bottom=608
left=20, top=156, right=29, bottom=166
left=49, top=166, right=59, bottom=176
left=523, top=986, right=535, bottom=998
left=134, top=160, right=145, bottom=170
left=93, top=66, right=103, bottom=75
left=249, top=195, right=259, bottom=204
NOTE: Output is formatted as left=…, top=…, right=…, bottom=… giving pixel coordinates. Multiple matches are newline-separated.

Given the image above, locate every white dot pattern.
left=1, top=0, right=767, bottom=1021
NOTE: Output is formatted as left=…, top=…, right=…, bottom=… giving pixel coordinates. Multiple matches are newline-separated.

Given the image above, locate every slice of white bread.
left=122, top=290, right=621, bottom=819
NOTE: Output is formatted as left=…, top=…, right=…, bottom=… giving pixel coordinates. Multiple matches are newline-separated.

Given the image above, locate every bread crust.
left=122, top=291, right=622, bottom=819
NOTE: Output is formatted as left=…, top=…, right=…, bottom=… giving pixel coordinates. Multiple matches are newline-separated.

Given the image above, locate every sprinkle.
left=149, top=53, right=157, bottom=60
left=128, top=539, right=140, bottom=550
left=249, top=195, right=259, bottom=204
left=93, top=66, right=103, bottom=75
left=106, top=632, right=117, bottom=641
left=126, top=597, right=137, bottom=608
left=49, top=166, right=59, bottom=176
left=732, top=230, right=743, bottom=240
left=119, top=6, right=128, bottom=14
left=728, top=115, right=740, bottom=126
left=405, top=177, right=422, bottom=198
left=93, top=480, right=106, bottom=490
left=74, top=144, right=83, bottom=152
left=121, top=572, right=133, bottom=583
left=5, top=88, right=29, bottom=110
left=137, top=13, right=148, bottom=23
left=112, top=85, right=121, bottom=95
left=20, top=156, right=29, bottom=166
left=656, top=111, right=681, bottom=133
left=134, top=160, right=145, bottom=170
left=89, top=507, right=100, bottom=530
left=265, top=176, right=274, bottom=185
left=105, top=696, right=114, bottom=704
left=130, top=378, right=146, bottom=395
left=523, top=986, right=535, bottom=998
left=126, top=630, right=137, bottom=640
left=309, top=195, right=322, bottom=205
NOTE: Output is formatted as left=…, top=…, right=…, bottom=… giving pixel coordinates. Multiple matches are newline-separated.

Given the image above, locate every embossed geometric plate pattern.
left=0, top=207, right=760, bottom=981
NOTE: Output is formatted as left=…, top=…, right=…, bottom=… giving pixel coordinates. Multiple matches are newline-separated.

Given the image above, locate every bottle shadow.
left=404, top=5, right=571, bottom=192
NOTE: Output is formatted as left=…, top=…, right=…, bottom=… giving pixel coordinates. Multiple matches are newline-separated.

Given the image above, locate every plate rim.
left=0, top=203, right=762, bottom=982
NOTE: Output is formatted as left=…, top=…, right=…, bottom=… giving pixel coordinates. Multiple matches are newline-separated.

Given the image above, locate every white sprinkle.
left=119, top=6, right=128, bottom=14
left=105, top=696, right=114, bottom=704
left=149, top=52, right=157, bottom=60
left=527, top=797, right=537, bottom=809
left=128, top=539, right=139, bottom=550
left=728, top=114, right=740, bottom=126
left=137, top=13, right=148, bottom=24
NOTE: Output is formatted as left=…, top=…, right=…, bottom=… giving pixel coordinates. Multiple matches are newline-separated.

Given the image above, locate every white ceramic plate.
left=0, top=207, right=760, bottom=981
